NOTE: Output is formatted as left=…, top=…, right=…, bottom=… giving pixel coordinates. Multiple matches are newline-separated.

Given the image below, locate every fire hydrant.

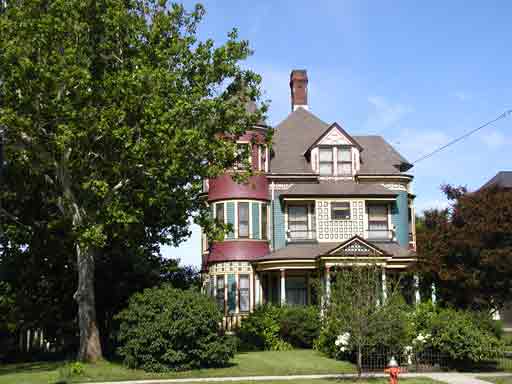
left=384, top=356, right=400, bottom=384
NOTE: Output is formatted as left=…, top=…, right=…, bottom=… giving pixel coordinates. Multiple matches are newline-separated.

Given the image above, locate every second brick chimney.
left=290, top=69, right=308, bottom=111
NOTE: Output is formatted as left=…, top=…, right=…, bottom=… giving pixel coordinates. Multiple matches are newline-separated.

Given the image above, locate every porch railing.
left=365, top=229, right=394, bottom=241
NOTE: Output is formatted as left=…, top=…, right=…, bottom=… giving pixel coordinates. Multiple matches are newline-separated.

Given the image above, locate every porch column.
left=249, top=272, right=255, bottom=311
left=280, top=269, right=286, bottom=305
left=306, top=271, right=311, bottom=305
left=254, top=272, right=261, bottom=306
left=430, top=282, right=436, bottom=304
left=381, top=269, right=387, bottom=302
left=414, top=274, right=421, bottom=304
left=325, top=266, right=331, bottom=300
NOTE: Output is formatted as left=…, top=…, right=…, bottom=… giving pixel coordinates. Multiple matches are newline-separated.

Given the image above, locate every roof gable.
left=305, top=122, right=363, bottom=154
left=327, top=235, right=385, bottom=256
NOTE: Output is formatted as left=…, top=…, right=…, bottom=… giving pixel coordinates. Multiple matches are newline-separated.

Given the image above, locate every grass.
left=173, top=381, right=441, bottom=384
left=0, top=349, right=356, bottom=384
left=477, top=377, right=512, bottom=384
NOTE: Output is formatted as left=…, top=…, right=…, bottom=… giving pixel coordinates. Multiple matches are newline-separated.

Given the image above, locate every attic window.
left=319, top=147, right=334, bottom=175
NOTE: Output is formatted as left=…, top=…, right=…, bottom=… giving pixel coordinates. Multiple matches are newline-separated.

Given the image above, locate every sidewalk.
left=86, top=372, right=512, bottom=384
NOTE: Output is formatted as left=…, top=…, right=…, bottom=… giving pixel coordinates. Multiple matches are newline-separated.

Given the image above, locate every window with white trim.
left=238, top=202, right=249, bottom=238
left=216, top=275, right=225, bottom=311
left=239, top=274, right=250, bottom=312
left=337, top=146, right=352, bottom=176
left=368, top=205, right=389, bottom=239
left=331, top=202, right=351, bottom=220
left=261, top=203, right=268, bottom=240
left=215, top=202, right=224, bottom=224
left=319, top=147, right=333, bottom=176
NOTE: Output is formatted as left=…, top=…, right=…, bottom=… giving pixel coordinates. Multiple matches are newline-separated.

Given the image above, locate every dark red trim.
left=208, top=174, right=269, bottom=202
left=207, top=240, right=270, bottom=263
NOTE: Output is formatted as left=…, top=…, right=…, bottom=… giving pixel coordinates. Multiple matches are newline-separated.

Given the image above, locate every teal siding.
left=252, top=202, right=260, bottom=239
left=227, top=274, right=236, bottom=313
left=391, top=191, right=409, bottom=247
left=226, top=202, right=235, bottom=239
left=272, top=195, right=286, bottom=250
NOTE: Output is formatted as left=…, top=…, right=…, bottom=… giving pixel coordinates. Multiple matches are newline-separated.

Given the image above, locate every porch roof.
left=280, top=182, right=397, bottom=198
left=255, top=237, right=414, bottom=262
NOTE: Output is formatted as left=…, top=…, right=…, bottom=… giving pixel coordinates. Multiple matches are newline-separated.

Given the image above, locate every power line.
left=412, top=109, right=512, bottom=164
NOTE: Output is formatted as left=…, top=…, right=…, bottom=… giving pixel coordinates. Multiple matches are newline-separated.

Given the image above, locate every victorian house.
left=201, top=70, right=417, bottom=328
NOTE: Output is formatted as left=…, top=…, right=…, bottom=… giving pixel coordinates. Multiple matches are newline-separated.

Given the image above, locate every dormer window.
left=318, top=146, right=352, bottom=176
left=337, top=146, right=352, bottom=176
left=319, top=147, right=334, bottom=175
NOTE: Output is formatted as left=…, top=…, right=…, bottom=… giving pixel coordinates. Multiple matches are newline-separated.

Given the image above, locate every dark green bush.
left=238, top=304, right=319, bottom=350
left=280, top=305, right=320, bottom=348
left=116, top=285, right=235, bottom=372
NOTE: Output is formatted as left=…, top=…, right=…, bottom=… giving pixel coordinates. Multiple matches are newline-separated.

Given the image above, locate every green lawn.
left=477, top=377, right=512, bottom=384
left=0, top=349, right=356, bottom=384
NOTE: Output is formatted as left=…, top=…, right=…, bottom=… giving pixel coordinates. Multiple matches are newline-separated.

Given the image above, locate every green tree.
left=323, top=265, right=407, bottom=376
left=0, top=0, right=265, bottom=362
left=417, top=185, right=512, bottom=312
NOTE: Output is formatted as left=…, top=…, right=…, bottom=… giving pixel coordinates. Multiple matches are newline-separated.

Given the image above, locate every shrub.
left=238, top=304, right=318, bottom=350
left=408, top=303, right=505, bottom=365
left=116, top=285, right=235, bottom=372
left=429, top=308, right=504, bottom=364
left=280, top=305, right=320, bottom=348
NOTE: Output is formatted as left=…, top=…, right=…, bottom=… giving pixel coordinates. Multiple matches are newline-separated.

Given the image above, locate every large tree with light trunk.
left=0, top=0, right=265, bottom=362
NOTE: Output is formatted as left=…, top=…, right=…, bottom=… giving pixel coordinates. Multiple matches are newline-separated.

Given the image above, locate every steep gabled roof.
left=271, top=108, right=329, bottom=174
left=353, top=136, right=412, bottom=174
left=304, top=122, right=363, bottom=154
left=270, top=108, right=413, bottom=175
left=480, top=171, right=512, bottom=190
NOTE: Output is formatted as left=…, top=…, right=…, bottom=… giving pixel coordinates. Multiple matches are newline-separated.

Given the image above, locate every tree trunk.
left=357, top=344, right=362, bottom=378
left=74, top=243, right=103, bottom=362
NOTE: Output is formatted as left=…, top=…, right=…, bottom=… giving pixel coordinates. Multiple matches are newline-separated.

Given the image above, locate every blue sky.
left=162, top=0, right=512, bottom=266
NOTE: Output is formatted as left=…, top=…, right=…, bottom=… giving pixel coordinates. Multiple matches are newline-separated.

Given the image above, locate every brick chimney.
left=290, top=69, right=308, bottom=111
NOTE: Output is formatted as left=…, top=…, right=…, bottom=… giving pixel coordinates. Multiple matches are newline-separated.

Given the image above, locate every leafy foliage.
left=116, top=285, right=235, bottom=372
left=417, top=185, right=512, bottom=311
left=408, top=303, right=505, bottom=365
left=319, top=265, right=408, bottom=375
left=0, top=0, right=266, bottom=360
left=238, top=305, right=318, bottom=351
left=279, top=305, right=320, bottom=349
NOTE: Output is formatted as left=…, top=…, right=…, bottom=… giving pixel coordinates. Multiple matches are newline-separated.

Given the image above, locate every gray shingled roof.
left=256, top=240, right=412, bottom=261
left=281, top=182, right=397, bottom=197
left=480, top=171, right=512, bottom=190
left=270, top=107, right=412, bottom=175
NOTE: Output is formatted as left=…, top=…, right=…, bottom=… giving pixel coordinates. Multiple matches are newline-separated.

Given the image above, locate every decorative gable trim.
left=304, top=122, right=363, bottom=155
left=326, top=235, right=386, bottom=256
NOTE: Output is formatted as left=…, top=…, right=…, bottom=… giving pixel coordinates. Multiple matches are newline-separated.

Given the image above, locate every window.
left=331, top=202, right=351, bottom=220
left=286, top=276, right=307, bottom=306
left=337, top=147, right=352, bottom=176
left=288, top=205, right=308, bottom=239
left=319, top=147, right=333, bottom=175
left=215, top=203, right=224, bottom=224
left=216, top=275, right=225, bottom=312
left=234, top=143, right=250, bottom=169
left=261, top=203, right=268, bottom=240
left=238, top=202, right=249, bottom=238
left=259, top=145, right=267, bottom=171
left=239, top=275, right=250, bottom=312
left=368, top=205, right=388, bottom=239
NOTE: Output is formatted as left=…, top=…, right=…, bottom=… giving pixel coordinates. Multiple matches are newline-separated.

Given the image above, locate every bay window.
left=261, top=203, right=268, bottom=240
left=238, top=202, right=249, bottom=238
left=215, top=202, right=224, bottom=224
left=216, top=275, right=225, bottom=311
left=239, top=275, right=250, bottom=312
